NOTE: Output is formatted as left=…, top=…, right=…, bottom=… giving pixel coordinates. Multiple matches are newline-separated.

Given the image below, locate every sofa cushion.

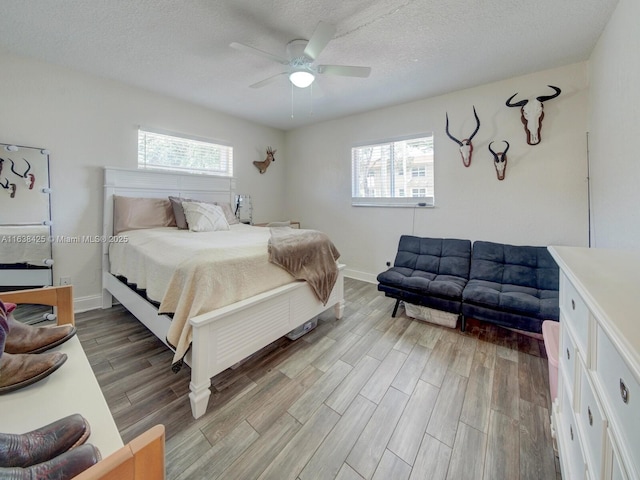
left=463, top=280, right=559, bottom=319
left=392, top=236, right=471, bottom=278
left=377, top=236, right=471, bottom=308
left=463, top=241, right=559, bottom=322
left=467, top=241, right=559, bottom=290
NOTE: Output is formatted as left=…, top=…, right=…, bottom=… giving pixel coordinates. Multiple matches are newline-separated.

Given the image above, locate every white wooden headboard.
left=102, top=167, right=236, bottom=253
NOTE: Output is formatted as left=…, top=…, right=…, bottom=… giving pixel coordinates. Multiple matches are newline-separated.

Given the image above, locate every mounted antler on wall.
left=506, top=85, right=561, bottom=145
left=488, top=141, right=510, bottom=181
left=1, top=178, right=16, bottom=198
left=253, top=146, right=276, bottom=174
left=445, top=107, right=481, bottom=167
left=9, top=158, right=35, bottom=189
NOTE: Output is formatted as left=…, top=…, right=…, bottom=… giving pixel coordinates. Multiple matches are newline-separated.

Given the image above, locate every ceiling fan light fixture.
left=289, top=69, right=315, bottom=88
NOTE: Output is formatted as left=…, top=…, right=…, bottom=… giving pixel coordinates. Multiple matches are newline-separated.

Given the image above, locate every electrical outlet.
left=60, top=276, right=71, bottom=286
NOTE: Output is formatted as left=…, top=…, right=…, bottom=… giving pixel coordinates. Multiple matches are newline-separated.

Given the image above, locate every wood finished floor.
left=76, top=278, right=561, bottom=480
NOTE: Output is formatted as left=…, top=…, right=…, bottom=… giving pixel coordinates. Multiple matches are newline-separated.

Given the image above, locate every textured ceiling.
left=0, top=0, right=618, bottom=131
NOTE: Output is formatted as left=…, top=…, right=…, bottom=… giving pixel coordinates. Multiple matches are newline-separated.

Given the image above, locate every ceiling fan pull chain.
left=291, top=82, right=294, bottom=119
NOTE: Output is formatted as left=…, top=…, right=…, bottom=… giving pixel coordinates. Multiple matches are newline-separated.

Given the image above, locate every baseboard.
left=73, top=294, right=103, bottom=313
left=344, top=269, right=377, bottom=284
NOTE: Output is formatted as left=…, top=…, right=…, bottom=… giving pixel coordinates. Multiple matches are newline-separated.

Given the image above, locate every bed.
left=102, top=167, right=345, bottom=419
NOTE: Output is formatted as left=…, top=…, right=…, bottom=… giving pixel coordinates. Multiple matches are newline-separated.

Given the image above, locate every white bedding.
left=109, top=224, right=295, bottom=364
left=0, top=225, right=51, bottom=266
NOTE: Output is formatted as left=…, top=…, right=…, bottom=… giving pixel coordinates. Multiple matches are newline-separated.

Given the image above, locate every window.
left=138, top=128, right=233, bottom=176
left=351, top=134, right=434, bottom=207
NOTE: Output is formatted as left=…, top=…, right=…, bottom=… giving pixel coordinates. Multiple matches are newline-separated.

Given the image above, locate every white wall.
left=0, top=48, right=600, bottom=304
left=0, top=51, right=286, bottom=308
left=588, top=0, right=640, bottom=249
left=285, top=63, right=590, bottom=281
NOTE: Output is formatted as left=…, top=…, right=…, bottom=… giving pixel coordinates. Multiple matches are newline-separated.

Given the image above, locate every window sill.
left=351, top=202, right=434, bottom=208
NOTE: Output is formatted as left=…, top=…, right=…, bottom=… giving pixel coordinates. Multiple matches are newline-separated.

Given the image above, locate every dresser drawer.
left=608, top=429, right=629, bottom=480
left=577, top=365, right=607, bottom=478
left=595, top=325, right=640, bottom=477
left=561, top=321, right=578, bottom=400
left=560, top=273, right=590, bottom=356
left=560, top=383, right=587, bottom=479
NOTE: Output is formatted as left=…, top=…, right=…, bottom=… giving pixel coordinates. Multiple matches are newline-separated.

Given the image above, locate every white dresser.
left=548, top=246, right=640, bottom=480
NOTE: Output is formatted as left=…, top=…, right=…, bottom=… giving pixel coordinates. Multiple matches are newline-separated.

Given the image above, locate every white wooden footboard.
left=103, top=266, right=344, bottom=418
left=188, top=266, right=344, bottom=418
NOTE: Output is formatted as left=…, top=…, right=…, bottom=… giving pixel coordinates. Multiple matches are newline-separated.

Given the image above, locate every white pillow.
left=181, top=201, right=230, bottom=232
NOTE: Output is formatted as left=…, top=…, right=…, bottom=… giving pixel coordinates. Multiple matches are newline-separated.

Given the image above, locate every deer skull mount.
left=253, top=147, right=276, bottom=174
left=9, top=158, right=35, bottom=189
left=506, top=85, right=561, bottom=145
left=445, top=107, right=481, bottom=167
left=488, top=141, right=510, bottom=181
left=1, top=178, right=16, bottom=198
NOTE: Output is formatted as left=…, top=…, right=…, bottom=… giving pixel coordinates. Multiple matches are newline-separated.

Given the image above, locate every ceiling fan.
left=230, top=21, right=371, bottom=89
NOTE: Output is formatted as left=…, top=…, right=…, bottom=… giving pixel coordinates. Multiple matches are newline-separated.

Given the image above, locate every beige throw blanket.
left=268, top=228, right=340, bottom=305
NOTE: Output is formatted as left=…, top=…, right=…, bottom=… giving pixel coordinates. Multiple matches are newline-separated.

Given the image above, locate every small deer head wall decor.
left=505, top=85, right=561, bottom=145
left=445, top=106, right=481, bottom=167
left=488, top=141, right=510, bottom=181
left=253, top=147, right=276, bottom=174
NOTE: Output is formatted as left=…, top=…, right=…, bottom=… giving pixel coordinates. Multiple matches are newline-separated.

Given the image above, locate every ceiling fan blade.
left=317, top=65, right=371, bottom=78
left=303, top=21, right=336, bottom=60
left=230, top=42, right=289, bottom=65
left=249, top=72, right=287, bottom=89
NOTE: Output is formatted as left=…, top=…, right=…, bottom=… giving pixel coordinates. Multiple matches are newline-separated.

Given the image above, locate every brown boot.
left=3, top=303, right=76, bottom=354
left=0, top=443, right=101, bottom=479
left=0, top=351, right=67, bottom=395
left=0, top=414, right=91, bottom=468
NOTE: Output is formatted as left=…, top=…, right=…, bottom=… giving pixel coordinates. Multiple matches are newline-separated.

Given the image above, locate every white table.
left=0, top=335, right=123, bottom=458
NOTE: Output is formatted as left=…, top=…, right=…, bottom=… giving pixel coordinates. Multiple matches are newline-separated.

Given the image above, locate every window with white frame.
left=351, top=134, right=434, bottom=207
left=137, top=128, right=233, bottom=176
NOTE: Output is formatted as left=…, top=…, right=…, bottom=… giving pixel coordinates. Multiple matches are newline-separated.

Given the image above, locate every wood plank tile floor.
left=76, top=278, right=562, bottom=480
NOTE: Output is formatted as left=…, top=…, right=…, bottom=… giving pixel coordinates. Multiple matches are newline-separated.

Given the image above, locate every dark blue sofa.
left=377, top=236, right=560, bottom=333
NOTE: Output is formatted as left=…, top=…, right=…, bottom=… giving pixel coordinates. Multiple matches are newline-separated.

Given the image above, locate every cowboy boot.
left=0, top=414, right=91, bottom=468
left=0, top=351, right=67, bottom=395
left=0, top=443, right=101, bottom=480
left=0, top=302, right=8, bottom=356
left=2, top=303, right=76, bottom=355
